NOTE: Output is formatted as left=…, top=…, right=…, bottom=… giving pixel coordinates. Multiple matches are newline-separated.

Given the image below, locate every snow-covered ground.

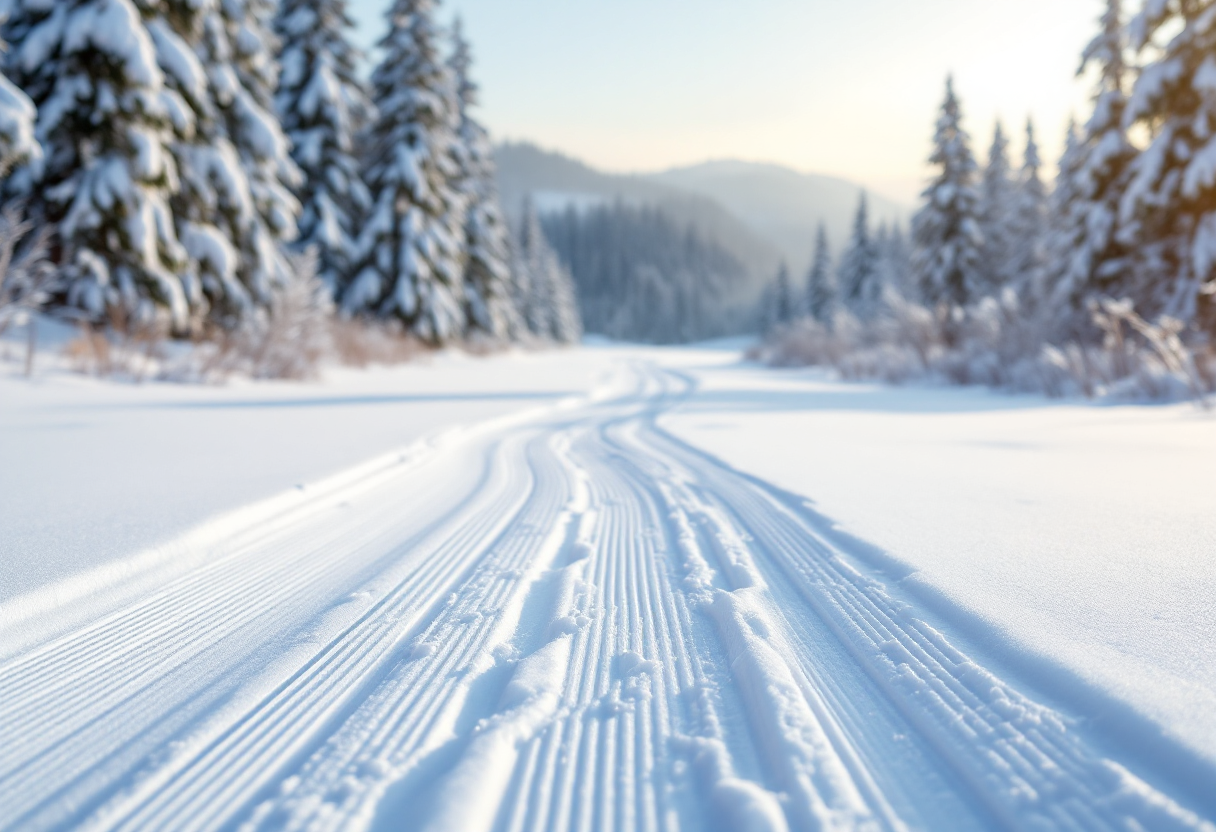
left=1, top=340, right=1213, bottom=831
left=661, top=356, right=1216, bottom=811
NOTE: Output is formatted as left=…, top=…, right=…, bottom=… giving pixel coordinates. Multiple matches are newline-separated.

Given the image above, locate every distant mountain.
left=495, top=143, right=911, bottom=277
left=646, top=161, right=910, bottom=274
left=494, top=142, right=784, bottom=284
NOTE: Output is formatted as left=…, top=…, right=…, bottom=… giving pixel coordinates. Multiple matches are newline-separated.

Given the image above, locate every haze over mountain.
left=494, top=142, right=783, bottom=279
left=647, top=161, right=910, bottom=273
left=495, top=141, right=910, bottom=275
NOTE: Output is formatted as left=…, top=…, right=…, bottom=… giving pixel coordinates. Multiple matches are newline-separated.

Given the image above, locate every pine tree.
left=1044, top=119, right=1090, bottom=330
left=770, top=262, right=794, bottom=329
left=450, top=18, right=519, bottom=340
left=1009, top=118, right=1047, bottom=294
left=225, top=0, right=304, bottom=304
left=275, top=0, right=374, bottom=292
left=3, top=0, right=194, bottom=329
left=547, top=254, right=582, bottom=344
left=978, top=121, right=1015, bottom=293
left=882, top=222, right=914, bottom=298
left=804, top=222, right=835, bottom=323
left=145, top=0, right=301, bottom=325
left=1121, top=0, right=1216, bottom=329
left=837, top=193, right=883, bottom=318
left=0, top=30, right=38, bottom=173
left=1047, top=0, right=1138, bottom=334
left=514, top=197, right=580, bottom=343
left=911, top=76, right=984, bottom=310
left=345, top=0, right=467, bottom=344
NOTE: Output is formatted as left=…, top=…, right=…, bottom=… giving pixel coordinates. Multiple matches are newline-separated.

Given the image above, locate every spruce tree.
left=771, top=262, right=794, bottom=329
left=144, top=0, right=301, bottom=325
left=225, top=0, right=303, bottom=304
left=3, top=0, right=194, bottom=329
left=274, top=0, right=373, bottom=291
left=345, top=0, right=468, bottom=344
left=837, top=193, right=883, bottom=318
left=911, top=76, right=984, bottom=310
left=882, top=222, right=914, bottom=298
left=1044, top=119, right=1089, bottom=330
left=0, top=32, right=38, bottom=172
left=1121, top=0, right=1216, bottom=329
left=1048, top=0, right=1138, bottom=334
left=1009, top=118, right=1047, bottom=295
left=805, top=222, right=835, bottom=323
left=514, top=197, right=580, bottom=343
left=450, top=19, right=519, bottom=340
left=978, top=121, right=1015, bottom=294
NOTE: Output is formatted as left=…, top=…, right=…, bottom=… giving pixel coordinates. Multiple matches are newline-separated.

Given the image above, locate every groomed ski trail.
left=0, top=361, right=1210, bottom=832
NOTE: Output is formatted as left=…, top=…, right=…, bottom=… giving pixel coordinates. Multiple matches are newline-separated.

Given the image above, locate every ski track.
left=0, top=361, right=1211, bottom=832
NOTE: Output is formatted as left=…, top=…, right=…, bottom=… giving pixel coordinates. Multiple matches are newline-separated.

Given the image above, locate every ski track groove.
left=0, top=361, right=1210, bottom=832
left=109, top=434, right=539, bottom=832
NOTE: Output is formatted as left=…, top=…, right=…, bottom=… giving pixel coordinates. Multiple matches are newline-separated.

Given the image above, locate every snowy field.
left=1, top=340, right=1214, bottom=831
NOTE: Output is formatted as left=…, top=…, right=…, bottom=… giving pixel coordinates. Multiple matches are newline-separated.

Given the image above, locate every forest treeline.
left=542, top=202, right=756, bottom=344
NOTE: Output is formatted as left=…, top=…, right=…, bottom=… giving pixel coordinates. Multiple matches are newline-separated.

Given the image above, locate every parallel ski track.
left=0, top=361, right=1210, bottom=832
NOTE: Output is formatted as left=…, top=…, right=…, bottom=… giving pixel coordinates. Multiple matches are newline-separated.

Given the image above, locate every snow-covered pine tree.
left=223, top=0, right=303, bottom=304
left=0, top=29, right=38, bottom=173
left=144, top=0, right=301, bottom=326
left=1044, top=118, right=1089, bottom=331
left=2, top=0, right=194, bottom=329
left=804, top=222, right=834, bottom=323
left=978, top=121, right=1016, bottom=294
left=450, top=18, right=520, bottom=341
left=1047, top=0, right=1138, bottom=335
left=1120, top=0, right=1216, bottom=330
left=514, top=196, right=580, bottom=343
left=837, top=193, right=883, bottom=318
left=911, top=77, right=984, bottom=311
left=274, top=0, right=373, bottom=292
left=769, top=262, right=794, bottom=330
left=882, top=222, right=914, bottom=298
left=547, top=251, right=582, bottom=344
left=345, top=0, right=467, bottom=344
left=1008, top=118, right=1047, bottom=295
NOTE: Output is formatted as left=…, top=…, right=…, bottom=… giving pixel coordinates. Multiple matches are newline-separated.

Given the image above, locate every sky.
left=348, top=0, right=1105, bottom=205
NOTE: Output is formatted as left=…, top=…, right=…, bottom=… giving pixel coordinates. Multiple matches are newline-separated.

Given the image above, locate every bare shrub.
left=330, top=317, right=424, bottom=368
left=758, top=290, right=1215, bottom=405
left=162, top=251, right=335, bottom=383
left=244, top=250, right=334, bottom=380
left=0, top=204, right=54, bottom=376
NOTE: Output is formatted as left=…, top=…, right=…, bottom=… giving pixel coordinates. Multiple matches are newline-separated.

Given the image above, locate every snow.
left=1, top=338, right=1214, bottom=829
left=0, top=346, right=615, bottom=610
left=660, top=355, right=1216, bottom=800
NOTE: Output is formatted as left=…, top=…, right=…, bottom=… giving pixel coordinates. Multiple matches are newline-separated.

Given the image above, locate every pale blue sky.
left=348, top=0, right=1104, bottom=204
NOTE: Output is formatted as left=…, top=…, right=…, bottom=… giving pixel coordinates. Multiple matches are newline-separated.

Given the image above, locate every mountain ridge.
left=494, top=141, right=911, bottom=275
